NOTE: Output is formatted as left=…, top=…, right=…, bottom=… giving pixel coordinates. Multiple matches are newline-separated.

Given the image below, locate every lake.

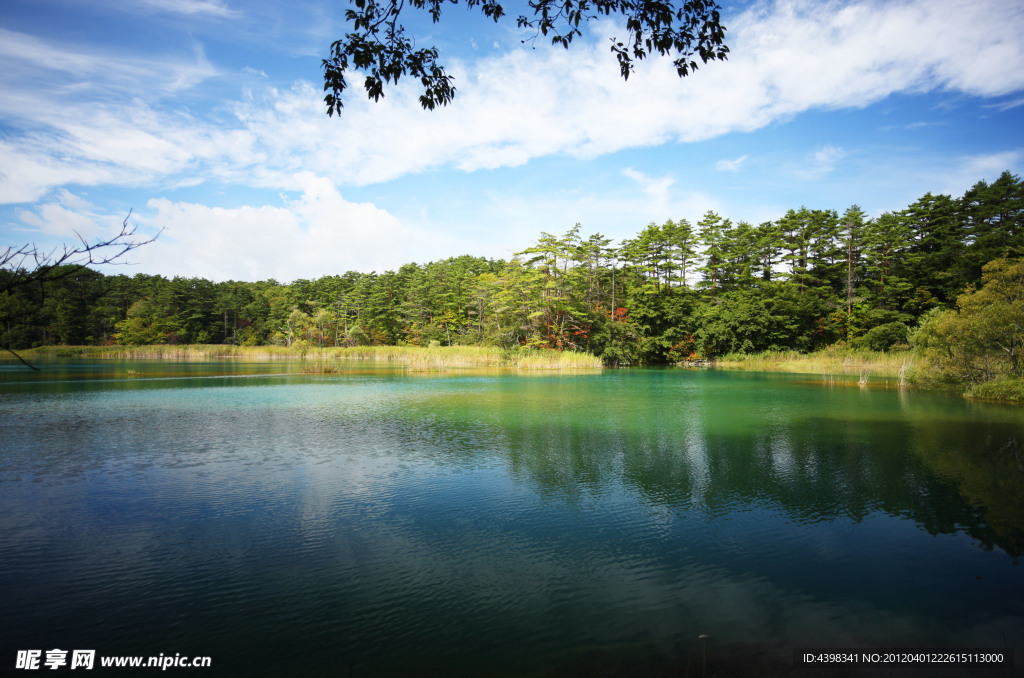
left=1, top=361, right=1023, bottom=676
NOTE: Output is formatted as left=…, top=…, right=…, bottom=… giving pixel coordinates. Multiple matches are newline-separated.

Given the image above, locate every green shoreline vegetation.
left=3, top=172, right=1023, bottom=401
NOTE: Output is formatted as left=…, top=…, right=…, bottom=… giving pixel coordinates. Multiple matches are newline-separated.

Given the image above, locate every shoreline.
left=7, top=345, right=1022, bottom=403
left=4, top=344, right=604, bottom=371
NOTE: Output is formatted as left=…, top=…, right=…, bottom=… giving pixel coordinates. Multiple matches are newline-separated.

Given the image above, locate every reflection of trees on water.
left=907, top=420, right=1024, bottom=557
left=366, top=373, right=1024, bottom=558
left=458, top=410, right=1024, bottom=559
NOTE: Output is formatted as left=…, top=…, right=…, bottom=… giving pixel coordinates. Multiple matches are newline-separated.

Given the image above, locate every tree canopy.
left=5, top=172, right=1023, bottom=372
left=322, top=0, right=729, bottom=115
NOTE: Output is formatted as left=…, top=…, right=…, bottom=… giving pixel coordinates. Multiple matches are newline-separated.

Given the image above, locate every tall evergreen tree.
left=721, top=220, right=758, bottom=289
left=664, top=218, right=698, bottom=289
left=806, top=209, right=842, bottom=292
left=697, top=210, right=730, bottom=296
left=901, top=192, right=964, bottom=304
left=960, top=171, right=1024, bottom=286
left=755, top=221, right=783, bottom=282
left=840, top=205, right=868, bottom=329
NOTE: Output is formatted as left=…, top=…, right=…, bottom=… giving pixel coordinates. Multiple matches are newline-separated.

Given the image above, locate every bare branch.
left=1, top=211, right=160, bottom=297
left=4, top=346, right=40, bottom=371
left=1, top=211, right=158, bottom=370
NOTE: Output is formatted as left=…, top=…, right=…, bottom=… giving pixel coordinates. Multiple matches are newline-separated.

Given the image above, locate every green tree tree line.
left=3, top=171, right=1022, bottom=366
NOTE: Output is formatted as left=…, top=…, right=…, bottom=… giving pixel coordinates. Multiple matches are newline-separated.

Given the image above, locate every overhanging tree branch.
left=1, top=211, right=159, bottom=369
left=322, top=0, right=728, bottom=115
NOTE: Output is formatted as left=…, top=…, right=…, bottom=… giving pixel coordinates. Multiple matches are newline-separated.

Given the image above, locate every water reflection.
left=371, top=372, right=1024, bottom=557
left=1, top=364, right=1022, bottom=676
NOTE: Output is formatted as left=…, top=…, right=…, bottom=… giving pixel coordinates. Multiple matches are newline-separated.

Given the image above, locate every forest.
left=2, top=171, right=1022, bottom=385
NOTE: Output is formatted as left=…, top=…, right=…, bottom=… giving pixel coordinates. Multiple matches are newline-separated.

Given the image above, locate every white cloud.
left=0, top=137, right=132, bottom=204
left=1, top=0, right=1023, bottom=212
left=6, top=0, right=1022, bottom=204
left=0, top=0, right=1020, bottom=205
left=131, top=173, right=469, bottom=281
left=16, top=190, right=107, bottom=241
left=10, top=194, right=154, bottom=269
left=716, top=155, right=749, bottom=172
left=0, top=29, right=219, bottom=204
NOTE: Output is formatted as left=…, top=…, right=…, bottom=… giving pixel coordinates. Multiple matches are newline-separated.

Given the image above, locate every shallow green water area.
left=2, top=361, right=1023, bottom=676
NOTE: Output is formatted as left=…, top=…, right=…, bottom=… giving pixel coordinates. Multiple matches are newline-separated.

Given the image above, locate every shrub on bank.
left=853, top=322, right=910, bottom=352
left=966, top=378, right=1024, bottom=404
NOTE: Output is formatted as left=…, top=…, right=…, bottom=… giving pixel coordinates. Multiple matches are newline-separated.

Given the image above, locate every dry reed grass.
left=16, top=344, right=296, bottom=360
left=326, top=345, right=602, bottom=371
left=716, top=346, right=913, bottom=379
left=16, top=344, right=603, bottom=371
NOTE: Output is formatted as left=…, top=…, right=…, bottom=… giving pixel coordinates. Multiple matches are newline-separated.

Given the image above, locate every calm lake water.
left=2, top=360, right=1023, bottom=676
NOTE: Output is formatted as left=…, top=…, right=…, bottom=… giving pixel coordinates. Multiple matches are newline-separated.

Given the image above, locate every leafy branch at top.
left=322, top=0, right=728, bottom=115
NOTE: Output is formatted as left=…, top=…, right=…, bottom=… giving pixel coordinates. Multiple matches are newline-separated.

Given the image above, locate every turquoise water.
left=1, top=361, right=1022, bottom=676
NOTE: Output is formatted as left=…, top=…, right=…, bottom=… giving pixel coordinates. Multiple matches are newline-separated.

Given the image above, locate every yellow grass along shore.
left=11, top=344, right=604, bottom=371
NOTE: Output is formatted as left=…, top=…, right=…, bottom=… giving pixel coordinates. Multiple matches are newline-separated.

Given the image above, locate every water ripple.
left=2, top=365, right=1023, bottom=675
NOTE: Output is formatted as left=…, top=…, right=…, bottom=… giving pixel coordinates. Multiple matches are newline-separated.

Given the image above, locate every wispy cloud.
left=622, top=168, right=676, bottom=207
left=905, top=121, right=947, bottom=129
left=937, top=150, right=1024, bottom=195
left=16, top=191, right=107, bottom=240
left=795, top=146, right=846, bottom=180
left=11, top=191, right=154, bottom=264
left=134, top=0, right=239, bottom=18
left=716, top=155, right=749, bottom=172
left=2, top=0, right=1023, bottom=205
left=986, top=96, right=1024, bottom=112
left=0, top=28, right=218, bottom=107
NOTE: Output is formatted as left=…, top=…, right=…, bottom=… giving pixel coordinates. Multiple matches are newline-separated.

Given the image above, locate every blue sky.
left=1, top=0, right=1023, bottom=282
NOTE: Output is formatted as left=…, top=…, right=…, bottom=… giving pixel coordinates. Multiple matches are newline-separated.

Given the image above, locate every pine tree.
left=697, top=210, right=730, bottom=297
left=664, top=218, right=698, bottom=289
left=840, top=205, right=868, bottom=331
left=721, top=220, right=758, bottom=289
left=901, top=192, right=964, bottom=304
left=755, top=221, right=783, bottom=283
left=960, top=171, right=1024, bottom=287
left=806, top=209, right=842, bottom=293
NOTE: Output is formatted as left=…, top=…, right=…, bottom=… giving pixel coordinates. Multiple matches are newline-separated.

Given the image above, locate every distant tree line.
left=2, top=171, right=1021, bottom=366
